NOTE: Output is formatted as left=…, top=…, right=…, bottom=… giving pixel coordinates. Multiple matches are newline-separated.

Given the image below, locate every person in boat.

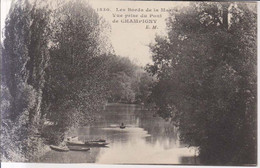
left=120, top=123, right=126, bottom=129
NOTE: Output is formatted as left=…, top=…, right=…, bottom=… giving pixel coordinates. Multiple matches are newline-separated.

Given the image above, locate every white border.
left=1, top=1, right=259, bottom=168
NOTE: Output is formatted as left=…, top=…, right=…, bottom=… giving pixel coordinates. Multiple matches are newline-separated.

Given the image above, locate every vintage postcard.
left=0, top=0, right=257, bottom=167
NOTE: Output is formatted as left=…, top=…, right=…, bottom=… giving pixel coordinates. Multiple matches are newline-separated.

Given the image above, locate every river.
left=37, top=103, right=199, bottom=164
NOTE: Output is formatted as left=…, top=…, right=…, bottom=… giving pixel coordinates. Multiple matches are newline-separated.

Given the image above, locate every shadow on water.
left=38, top=104, right=199, bottom=164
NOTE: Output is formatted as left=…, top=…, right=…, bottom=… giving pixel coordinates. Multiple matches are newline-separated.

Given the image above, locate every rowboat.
left=66, top=139, right=109, bottom=147
left=50, top=145, right=69, bottom=152
left=66, top=136, right=79, bottom=141
left=67, top=146, right=90, bottom=151
left=87, top=139, right=106, bottom=143
left=66, top=140, right=85, bottom=146
left=84, top=142, right=109, bottom=147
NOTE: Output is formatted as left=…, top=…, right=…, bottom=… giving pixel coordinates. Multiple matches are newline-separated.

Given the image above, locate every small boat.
left=88, top=139, right=106, bottom=143
left=66, top=136, right=79, bottom=141
left=120, top=123, right=126, bottom=129
left=84, top=141, right=109, bottom=147
left=50, top=145, right=69, bottom=152
left=67, top=146, right=90, bottom=151
left=66, top=140, right=85, bottom=146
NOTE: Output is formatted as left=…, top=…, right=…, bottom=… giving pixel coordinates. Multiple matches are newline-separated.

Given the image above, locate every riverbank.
left=1, top=135, right=51, bottom=162
left=31, top=141, right=51, bottom=162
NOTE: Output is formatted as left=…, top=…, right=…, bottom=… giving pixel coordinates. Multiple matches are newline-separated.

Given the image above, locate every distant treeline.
left=146, top=2, right=257, bottom=165
left=1, top=0, right=153, bottom=161
left=107, top=55, right=154, bottom=104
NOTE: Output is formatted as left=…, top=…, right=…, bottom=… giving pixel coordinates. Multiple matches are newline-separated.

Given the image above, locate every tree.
left=106, top=55, right=137, bottom=103
left=147, top=2, right=256, bottom=165
left=1, top=0, right=51, bottom=161
left=134, top=70, right=155, bottom=104
left=42, top=0, right=112, bottom=131
left=105, top=55, right=154, bottom=104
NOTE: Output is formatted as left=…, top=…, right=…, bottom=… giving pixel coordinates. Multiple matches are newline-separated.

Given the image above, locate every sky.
left=89, top=0, right=187, bottom=66
left=1, top=0, right=12, bottom=41
left=1, top=0, right=188, bottom=66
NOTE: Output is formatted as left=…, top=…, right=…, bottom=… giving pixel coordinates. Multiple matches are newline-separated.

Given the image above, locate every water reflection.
left=39, top=104, right=198, bottom=164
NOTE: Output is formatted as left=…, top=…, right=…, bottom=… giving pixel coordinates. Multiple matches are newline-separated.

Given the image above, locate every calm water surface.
left=38, top=104, right=198, bottom=164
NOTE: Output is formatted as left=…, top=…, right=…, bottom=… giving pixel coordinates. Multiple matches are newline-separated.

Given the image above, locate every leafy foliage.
left=147, top=2, right=256, bottom=165
left=1, top=0, right=51, bottom=161
left=41, top=0, right=112, bottom=132
left=1, top=0, right=154, bottom=161
left=107, top=55, right=154, bottom=104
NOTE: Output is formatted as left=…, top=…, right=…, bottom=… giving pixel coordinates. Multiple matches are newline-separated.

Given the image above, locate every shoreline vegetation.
left=146, top=2, right=257, bottom=165
left=1, top=0, right=154, bottom=162
left=1, top=0, right=257, bottom=165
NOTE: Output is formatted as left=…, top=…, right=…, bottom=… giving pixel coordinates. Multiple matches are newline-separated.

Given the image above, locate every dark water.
left=38, top=104, right=198, bottom=164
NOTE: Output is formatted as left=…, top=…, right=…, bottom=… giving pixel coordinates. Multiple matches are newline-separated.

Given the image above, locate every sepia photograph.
left=0, top=0, right=257, bottom=166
